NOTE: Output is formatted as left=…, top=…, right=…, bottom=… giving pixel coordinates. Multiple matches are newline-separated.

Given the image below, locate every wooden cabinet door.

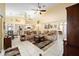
left=67, top=4, right=79, bottom=47
left=4, top=37, right=12, bottom=50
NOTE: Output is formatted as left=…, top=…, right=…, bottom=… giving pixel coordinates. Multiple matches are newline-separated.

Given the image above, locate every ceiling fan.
left=32, top=3, right=46, bottom=14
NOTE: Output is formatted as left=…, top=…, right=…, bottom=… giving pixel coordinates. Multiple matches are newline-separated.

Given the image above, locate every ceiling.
left=6, top=3, right=58, bottom=16
left=6, top=3, right=57, bottom=10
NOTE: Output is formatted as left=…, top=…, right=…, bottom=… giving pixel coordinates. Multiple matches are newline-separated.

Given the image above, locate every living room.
left=0, top=3, right=76, bottom=56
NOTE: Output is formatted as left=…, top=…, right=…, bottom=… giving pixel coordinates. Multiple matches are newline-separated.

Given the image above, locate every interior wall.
left=0, top=3, right=5, bottom=51
left=0, top=19, right=2, bottom=51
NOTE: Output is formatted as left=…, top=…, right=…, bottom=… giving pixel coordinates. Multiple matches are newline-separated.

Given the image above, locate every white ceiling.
left=6, top=3, right=57, bottom=10
left=6, top=3, right=58, bottom=16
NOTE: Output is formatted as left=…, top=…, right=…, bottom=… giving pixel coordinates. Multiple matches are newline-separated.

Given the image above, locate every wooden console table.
left=4, top=36, right=12, bottom=50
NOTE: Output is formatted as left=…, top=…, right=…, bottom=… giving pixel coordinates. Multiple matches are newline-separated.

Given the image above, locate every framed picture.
left=44, top=24, right=52, bottom=29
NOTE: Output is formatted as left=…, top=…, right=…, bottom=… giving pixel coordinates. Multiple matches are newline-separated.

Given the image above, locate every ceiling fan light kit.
left=32, top=3, right=46, bottom=15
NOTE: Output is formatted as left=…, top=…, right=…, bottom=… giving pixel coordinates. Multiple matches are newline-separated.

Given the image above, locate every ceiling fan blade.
left=40, top=10, right=46, bottom=12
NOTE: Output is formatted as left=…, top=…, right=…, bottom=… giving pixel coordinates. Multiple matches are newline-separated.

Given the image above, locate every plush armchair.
left=25, top=31, right=36, bottom=43
left=20, top=35, right=26, bottom=41
left=44, top=30, right=57, bottom=41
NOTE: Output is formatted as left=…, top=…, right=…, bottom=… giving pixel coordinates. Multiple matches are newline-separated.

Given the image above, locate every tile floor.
left=0, top=50, right=4, bottom=56
left=11, top=34, right=64, bottom=56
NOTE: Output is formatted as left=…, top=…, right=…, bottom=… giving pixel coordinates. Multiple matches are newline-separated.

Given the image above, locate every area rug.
left=4, top=47, right=21, bottom=56
left=33, top=40, right=53, bottom=51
